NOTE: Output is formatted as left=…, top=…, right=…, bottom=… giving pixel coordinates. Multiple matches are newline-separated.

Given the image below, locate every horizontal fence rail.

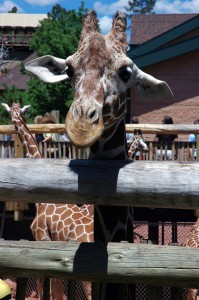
left=0, top=159, right=199, bottom=209
left=1, top=123, right=199, bottom=134
left=1, top=124, right=199, bottom=161
left=1, top=240, right=199, bottom=288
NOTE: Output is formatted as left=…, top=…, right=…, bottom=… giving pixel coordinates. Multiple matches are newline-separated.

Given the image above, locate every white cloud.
left=0, top=0, right=23, bottom=12
left=99, top=16, right=112, bottom=34
left=94, top=0, right=129, bottom=16
left=25, top=0, right=60, bottom=5
left=94, top=0, right=199, bottom=15
left=155, top=0, right=199, bottom=13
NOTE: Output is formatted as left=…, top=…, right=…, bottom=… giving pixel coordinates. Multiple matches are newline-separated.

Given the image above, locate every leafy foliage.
left=25, top=2, right=86, bottom=122
left=0, top=3, right=86, bottom=125
left=125, top=0, right=156, bottom=14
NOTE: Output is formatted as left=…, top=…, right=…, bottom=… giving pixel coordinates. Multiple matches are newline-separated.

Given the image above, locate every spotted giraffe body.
left=31, top=203, right=93, bottom=242
left=2, top=100, right=93, bottom=300
left=25, top=10, right=173, bottom=299
left=185, top=211, right=199, bottom=300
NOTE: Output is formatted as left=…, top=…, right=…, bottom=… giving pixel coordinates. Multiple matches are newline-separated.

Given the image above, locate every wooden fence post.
left=5, top=134, right=28, bottom=221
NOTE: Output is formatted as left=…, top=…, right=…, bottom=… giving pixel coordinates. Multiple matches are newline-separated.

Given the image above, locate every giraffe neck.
left=186, top=217, right=199, bottom=248
left=89, top=92, right=128, bottom=160
left=13, top=117, right=42, bottom=158
left=89, top=118, right=128, bottom=160
left=89, top=114, right=133, bottom=243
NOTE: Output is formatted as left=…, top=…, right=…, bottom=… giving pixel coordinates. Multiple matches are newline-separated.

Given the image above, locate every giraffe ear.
left=25, top=55, right=69, bottom=83
left=128, top=64, right=173, bottom=101
left=21, top=105, right=31, bottom=114
left=1, top=103, right=10, bottom=112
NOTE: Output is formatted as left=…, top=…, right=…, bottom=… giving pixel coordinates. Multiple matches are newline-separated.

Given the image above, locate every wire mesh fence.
left=0, top=207, right=194, bottom=299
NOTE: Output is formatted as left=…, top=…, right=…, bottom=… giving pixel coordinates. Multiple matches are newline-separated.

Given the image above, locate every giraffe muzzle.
left=65, top=104, right=104, bottom=148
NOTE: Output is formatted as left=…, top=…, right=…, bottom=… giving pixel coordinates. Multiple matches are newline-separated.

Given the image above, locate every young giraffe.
left=2, top=100, right=93, bottom=300
left=185, top=210, right=199, bottom=300
left=128, top=129, right=148, bottom=160
left=25, top=10, right=173, bottom=299
left=2, top=100, right=42, bottom=159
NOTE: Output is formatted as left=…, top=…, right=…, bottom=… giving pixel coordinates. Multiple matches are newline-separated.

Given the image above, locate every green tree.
left=26, top=2, right=86, bottom=121
left=125, top=0, right=156, bottom=14
left=8, top=6, right=17, bottom=13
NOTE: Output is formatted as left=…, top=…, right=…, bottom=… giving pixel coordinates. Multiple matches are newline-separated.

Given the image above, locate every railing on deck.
left=0, top=139, right=197, bottom=162
left=0, top=34, right=33, bottom=46
left=1, top=123, right=199, bottom=161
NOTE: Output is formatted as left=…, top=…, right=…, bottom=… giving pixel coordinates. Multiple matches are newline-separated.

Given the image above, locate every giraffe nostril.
left=72, top=106, right=81, bottom=120
left=87, top=108, right=99, bottom=124
left=89, top=110, right=96, bottom=119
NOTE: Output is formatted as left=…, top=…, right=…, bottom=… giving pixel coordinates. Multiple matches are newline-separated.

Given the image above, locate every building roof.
left=128, top=14, right=199, bottom=68
left=0, top=52, right=38, bottom=90
left=0, top=13, right=47, bottom=28
left=130, top=14, right=198, bottom=45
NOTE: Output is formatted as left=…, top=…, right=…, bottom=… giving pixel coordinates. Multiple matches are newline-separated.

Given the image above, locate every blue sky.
left=0, top=0, right=199, bottom=34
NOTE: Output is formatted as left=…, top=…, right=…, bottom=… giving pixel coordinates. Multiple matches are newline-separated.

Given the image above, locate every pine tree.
left=125, top=0, right=156, bottom=14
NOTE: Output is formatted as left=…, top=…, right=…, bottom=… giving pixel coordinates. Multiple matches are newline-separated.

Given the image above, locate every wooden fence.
left=0, top=139, right=198, bottom=161
left=1, top=159, right=199, bottom=300
left=0, top=124, right=199, bottom=300
left=1, top=123, right=199, bottom=161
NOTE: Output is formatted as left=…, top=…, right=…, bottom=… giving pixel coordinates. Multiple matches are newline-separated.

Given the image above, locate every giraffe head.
left=128, top=129, right=148, bottom=159
left=25, top=10, right=173, bottom=149
left=1, top=99, right=31, bottom=123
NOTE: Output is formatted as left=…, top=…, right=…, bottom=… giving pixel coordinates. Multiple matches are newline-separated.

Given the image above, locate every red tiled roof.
left=130, top=14, right=198, bottom=44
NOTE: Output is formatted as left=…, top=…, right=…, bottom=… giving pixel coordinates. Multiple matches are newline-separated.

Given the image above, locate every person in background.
left=42, top=112, right=60, bottom=158
left=126, top=117, right=140, bottom=145
left=34, top=115, right=44, bottom=144
left=126, top=117, right=143, bottom=160
left=188, top=119, right=199, bottom=161
left=59, top=133, right=70, bottom=142
left=155, top=115, right=178, bottom=160
left=42, top=112, right=60, bottom=143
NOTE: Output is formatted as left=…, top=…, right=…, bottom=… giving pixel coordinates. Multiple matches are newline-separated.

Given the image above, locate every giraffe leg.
left=187, top=288, right=198, bottom=300
left=82, top=281, right=92, bottom=300
left=36, top=278, right=44, bottom=300
left=51, top=278, right=66, bottom=300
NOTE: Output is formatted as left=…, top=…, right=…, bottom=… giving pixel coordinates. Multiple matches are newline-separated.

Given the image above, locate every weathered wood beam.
left=125, top=124, right=199, bottom=134
left=1, top=124, right=199, bottom=135
left=0, top=240, right=199, bottom=288
left=0, top=159, right=199, bottom=209
left=0, top=124, right=66, bottom=134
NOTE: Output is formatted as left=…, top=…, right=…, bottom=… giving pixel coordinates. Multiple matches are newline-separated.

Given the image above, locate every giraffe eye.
left=118, top=67, right=132, bottom=83
left=64, top=65, right=74, bottom=79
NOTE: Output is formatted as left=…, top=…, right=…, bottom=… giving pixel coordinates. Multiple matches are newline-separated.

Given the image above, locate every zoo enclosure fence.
left=0, top=124, right=199, bottom=300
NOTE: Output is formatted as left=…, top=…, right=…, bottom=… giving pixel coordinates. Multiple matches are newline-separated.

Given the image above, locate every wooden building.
left=0, top=13, right=46, bottom=47
left=0, top=13, right=46, bottom=92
